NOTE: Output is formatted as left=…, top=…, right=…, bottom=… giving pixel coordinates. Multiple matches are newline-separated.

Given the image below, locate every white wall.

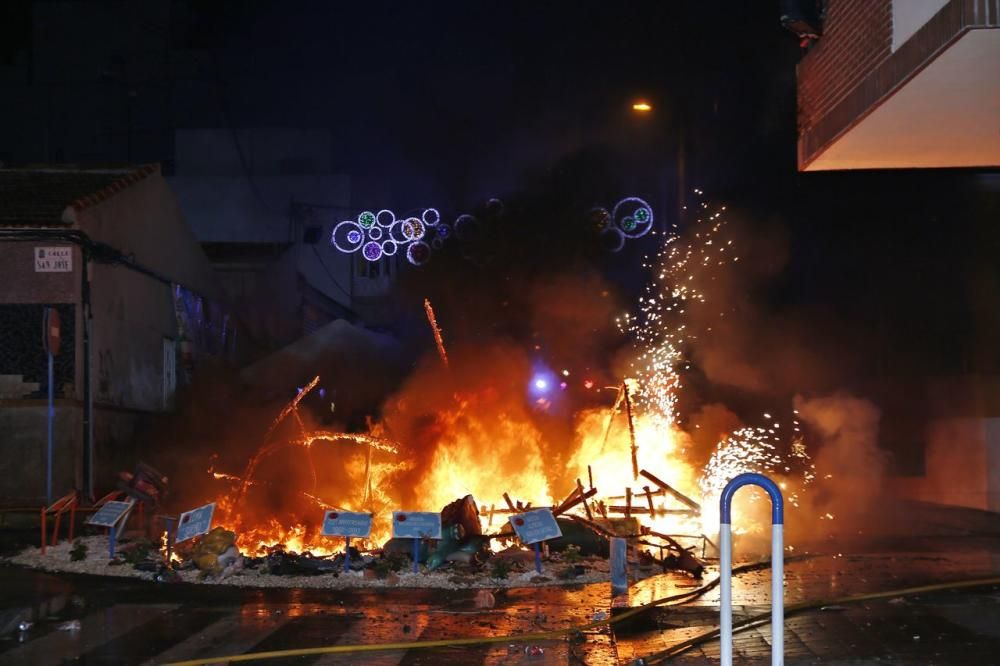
left=893, top=0, right=950, bottom=51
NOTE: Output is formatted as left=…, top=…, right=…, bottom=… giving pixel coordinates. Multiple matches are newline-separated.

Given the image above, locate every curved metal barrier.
left=720, top=472, right=784, bottom=666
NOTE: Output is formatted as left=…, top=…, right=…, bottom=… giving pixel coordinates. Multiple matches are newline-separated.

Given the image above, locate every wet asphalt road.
left=2, top=540, right=1000, bottom=665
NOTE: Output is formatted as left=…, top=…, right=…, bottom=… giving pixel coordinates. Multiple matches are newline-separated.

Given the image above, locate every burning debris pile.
left=9, top=195, right=837, bottom=589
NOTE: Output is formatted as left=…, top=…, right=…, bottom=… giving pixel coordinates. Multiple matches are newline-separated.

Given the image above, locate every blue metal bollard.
left=719, top=473, right=784, bottom=666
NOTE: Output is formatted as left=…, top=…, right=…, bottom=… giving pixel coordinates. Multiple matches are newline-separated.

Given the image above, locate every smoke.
left=680, top=210, right=864, bottom=400
left=793, top=393, right=885, bottom=534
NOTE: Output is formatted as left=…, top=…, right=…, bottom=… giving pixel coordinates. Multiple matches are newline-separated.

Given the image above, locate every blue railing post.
left=719, top=472, right=784, bottom=666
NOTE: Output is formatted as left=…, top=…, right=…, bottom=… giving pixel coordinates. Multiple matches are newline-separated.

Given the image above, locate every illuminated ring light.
left=406, top=240, right=431, bottom=266
left=388, top=220, right=410, bottom=244
left=435, top=223, right=452, bottom=239
left=401, top=217, right=426, bottom=241
left=376, top=209, right=395, bottom=227
left=454, top=214, right=478, bottom=241
left=358, top=211, right=376, bottom=228
left=331, top=220, right=366, bottom=253
left=601, top=227, right=626, bottom=253
left=422, top=208, right=441, bottom=226
left=368, top=225, right=384, bottom=241
left=612, top=197, right=654, bottom=239
left=381, top=240, right=398, bottom=256
left=486, top=198, right=504, bottom=216
left=362, top=241, right=383, bottom=262
left=431, top=238, right=444, bottom=250
left=589, top=207, right=611, bottom=231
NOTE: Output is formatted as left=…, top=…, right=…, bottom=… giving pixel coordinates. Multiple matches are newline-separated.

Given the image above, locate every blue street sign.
left=392, top=511, right=442, bottom=539
left=87, top=500, right=133, bottom=528
left=322, top=510, right=373, bottom=538
left=175, top=502, right=216, bottom=544
left=509, top=508, right=562, bottom=545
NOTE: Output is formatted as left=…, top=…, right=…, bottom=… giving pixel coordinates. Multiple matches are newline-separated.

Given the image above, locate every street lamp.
left=628, top=99, right=684, bottom=230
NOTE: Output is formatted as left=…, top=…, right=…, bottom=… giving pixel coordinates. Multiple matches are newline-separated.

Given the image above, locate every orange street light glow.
left=632, top=101, right=652, bottom=112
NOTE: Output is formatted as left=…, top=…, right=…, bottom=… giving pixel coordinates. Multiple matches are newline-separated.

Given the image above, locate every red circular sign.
left=329, top=512, right=339, bottom=520
left=514, top=517, right=525, bottom=526
left=397, top=514, right=407, bottom=522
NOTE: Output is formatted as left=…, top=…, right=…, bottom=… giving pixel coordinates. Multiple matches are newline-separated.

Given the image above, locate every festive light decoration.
left=358, top=211, right=376, bottom=228
left=589, top=207, right=611, bottom=231
left=331, top=195, right=653, bottom=264
left=613, top=196, right=654, bottom=239
left=401, top=217, right=425, bottom=241
left=422, top=208, right=440, bottom=226
left=331, top=220, right=366, bottom=253
left=407, top=240, right=431, bottom=266
left=362, top=241, right=383, bottom=262
left=601, top=227, right=626, bottom=253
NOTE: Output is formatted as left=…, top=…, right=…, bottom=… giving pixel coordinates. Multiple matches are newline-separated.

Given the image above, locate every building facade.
left=798, top=0, right=1000, bottom=170
left=0, top=165, right=228, bottom=503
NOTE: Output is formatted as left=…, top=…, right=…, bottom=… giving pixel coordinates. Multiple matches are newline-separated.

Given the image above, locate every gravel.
left=5, top=536, right=619, bottom=590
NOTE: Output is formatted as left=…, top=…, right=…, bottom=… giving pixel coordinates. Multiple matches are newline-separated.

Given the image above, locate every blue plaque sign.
left=175, top=502, right=216, bottom=544
left=391, top=511, right=442, bottom=539
left=509, top=508, right=562, bottom=545
left=321, top=510, right=373, bottom=538
left=87, top=500, right=134, bottom=528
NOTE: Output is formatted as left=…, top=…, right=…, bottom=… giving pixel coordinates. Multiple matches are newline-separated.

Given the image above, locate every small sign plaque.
left=321, top=510, right=373, bottom=538
left=392, top=511, right=442, bottom=539
left=35, top=247, right=72, bottom=272
left=175, top=502, right=216, bottom=544
left=86, top=500, right=134, bottom=528
left=509, top=508, right=562, bottom=545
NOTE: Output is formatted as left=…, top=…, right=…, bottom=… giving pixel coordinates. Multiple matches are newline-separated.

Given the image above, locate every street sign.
left=321, top=510, right=373, bottom=538
left=509, top=508, right=562, bottom=545
left=34, top=247, right=72, bottom=272
left=175, top=502, right=216, bottom=544
left=87, top=500, right=134, bottom=528
left=43, top=308, right=61, bottom=356
left=392, top=511, right=441, bottom=539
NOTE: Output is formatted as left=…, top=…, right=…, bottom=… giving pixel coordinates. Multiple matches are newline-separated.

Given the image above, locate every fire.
left=200, top=193, right=817, bottom=559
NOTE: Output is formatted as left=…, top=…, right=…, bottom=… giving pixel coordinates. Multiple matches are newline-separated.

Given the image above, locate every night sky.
left=3, top=1, right=1000, bottom=466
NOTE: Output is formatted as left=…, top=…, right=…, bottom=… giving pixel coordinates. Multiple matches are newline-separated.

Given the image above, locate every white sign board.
left=35, top=247, right=73, bottom=272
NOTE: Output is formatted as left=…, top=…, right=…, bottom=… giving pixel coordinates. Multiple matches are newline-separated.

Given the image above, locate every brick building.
left=797, top=0, right=1000, bottom=170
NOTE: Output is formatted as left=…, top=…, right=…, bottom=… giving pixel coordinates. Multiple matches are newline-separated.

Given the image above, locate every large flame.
left=203, top=194, right=817, bottom=558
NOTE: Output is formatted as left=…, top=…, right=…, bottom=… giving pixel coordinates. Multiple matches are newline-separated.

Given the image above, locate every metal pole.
left=47, top=349, right=54, bottom=505
left=344, top=537, right=351, bottom=573
left=719, top=472, right=784, bottom=666
left=81, top=252, right=94, bottom=500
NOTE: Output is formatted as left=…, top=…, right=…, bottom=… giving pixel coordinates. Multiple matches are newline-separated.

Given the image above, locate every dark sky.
left=3, top=0, right=999, bottom=394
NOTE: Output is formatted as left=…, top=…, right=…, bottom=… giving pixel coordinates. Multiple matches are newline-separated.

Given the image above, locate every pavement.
left=1, top=500, right=999, bottom=665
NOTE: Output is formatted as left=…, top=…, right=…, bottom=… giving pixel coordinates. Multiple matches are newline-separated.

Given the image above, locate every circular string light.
left=332, top=220, right=366, bottom=253
left=358, top=211, right=376, bottom=228
left=381, top=240, right=398, bottom=256
left=601, top=227, right=626, bottom=253
left=401, top=217, right=426, bottom=241
left=368, top=225, right=384, bottom=241
left=612, top=197, right=654, bottom=239
left=406, top=241, right=431, bottom=266
left=422, top=208, right=440, bottom=226
left=376, top=209, right=395, bottom=227
left=362, top=241, right=383, bottom=262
